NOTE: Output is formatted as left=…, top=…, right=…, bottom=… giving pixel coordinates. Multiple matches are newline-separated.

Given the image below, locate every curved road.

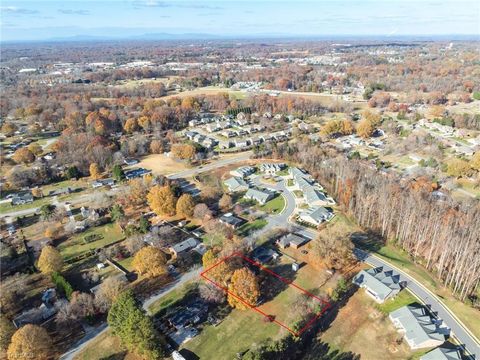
left=354, top=248, right=480, bottom=358
left=254, top=174, right=479, bottom=357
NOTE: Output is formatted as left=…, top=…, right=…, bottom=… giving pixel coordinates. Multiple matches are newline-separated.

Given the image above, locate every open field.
left=318, top=291, right=417, bottom=360
left=160, top=86, right=247, bottom=101
left=136, top=153, right=191, bottom=176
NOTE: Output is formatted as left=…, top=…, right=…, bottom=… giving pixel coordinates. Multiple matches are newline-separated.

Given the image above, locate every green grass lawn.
left=59, top=223, right=125, bottom=262
left=276, top=169, right=289, bottom=176
left=182, top=308, right=282, bottom=359
left=237, top=218, right=268, bottom=236
left=287, top=179, right=294, bottom=187
left=376, top=289, right=417, bottom=314
left=260, top=195, right=286, bottom=214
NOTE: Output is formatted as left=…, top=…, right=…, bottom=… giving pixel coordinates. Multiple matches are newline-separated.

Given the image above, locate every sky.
left=1, top=0, right=479, bottom=42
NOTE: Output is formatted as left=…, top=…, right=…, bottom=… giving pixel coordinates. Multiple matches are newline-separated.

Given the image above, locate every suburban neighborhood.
left=1, top=2, right=479, bottom=360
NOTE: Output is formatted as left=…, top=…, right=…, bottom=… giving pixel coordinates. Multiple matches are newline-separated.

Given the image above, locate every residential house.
left=219, top=141, right=233, bottom=149
left=260, top=162, right=286, bottom=174
left=11, top=191, right=34, bottom=206
left=252, top=246, right=279, bottom=264
left=276, top=233, right=309, bottom=249
left=234, top=139, right=250, bottom=148
left=224, top=177, right=249, bottom=193
left=124, top=158, right=139, bottom=166
left=219, top=213, right=246, bottom=229
left=125, top=168, right=151, bottom=180
left=298, top=206, right=334, bottom=226
left=236, top=118, right=249, bottom=126
left=389, top=305, right=446, bottom=350
left=168, top=300, right=208, bottom=330
left=420, top=346, right=462, bottom=360
left=91, top=178, right=115, bottom=188
left=244, top=188, right=275, bottom=205
left=353, top=267, right=403, bottom=303
left=169, top=238, right=198, bottom=257
left=230, top=166, right=255, bottom=178
left=185, top=131, right=197, bottom=140
left=206, top=123, right=221, bottom=133
left=288, top=167, right=334, bottom=207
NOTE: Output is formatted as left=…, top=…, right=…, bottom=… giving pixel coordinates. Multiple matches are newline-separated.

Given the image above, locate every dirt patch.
left=137, top=154, right=191, bottom=176
left=320, top=291, right=412, bottom=360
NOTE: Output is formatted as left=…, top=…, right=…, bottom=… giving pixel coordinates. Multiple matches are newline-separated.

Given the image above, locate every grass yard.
left=136, top=153, right=191, bottom=176
left=182, top=308, right=283, bottom=359
left=73, top=330, right=141, bottom=360
left=237, top=218, right=268, bottom=236
left=319, top=291, right=414, bottom=360
left=260, top=195, right=286, bottom=214
left=0, top=196, right=50, bottom=214
left=58, top=223, right=125, bottom=262
left=376, top=289, right=417, bottom=314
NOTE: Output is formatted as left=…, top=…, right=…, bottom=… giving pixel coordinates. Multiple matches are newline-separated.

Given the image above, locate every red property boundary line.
left=200, top=251, right=332, bottom=336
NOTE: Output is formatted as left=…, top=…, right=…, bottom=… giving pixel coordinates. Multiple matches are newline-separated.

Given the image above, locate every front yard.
left=259, top=195, right=285, bottom=214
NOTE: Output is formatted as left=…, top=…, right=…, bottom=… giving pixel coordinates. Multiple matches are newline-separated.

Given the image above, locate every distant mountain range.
left=3, top=32, right=479, bottom=44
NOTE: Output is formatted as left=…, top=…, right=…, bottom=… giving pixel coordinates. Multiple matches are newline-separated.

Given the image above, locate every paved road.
left=354, top=248, right=480, bottom=358
left=60, top=267, right=202, bottom=360
left=0, top=152, right=253, bottom=220
left=253, top=177, right=479, bottom=357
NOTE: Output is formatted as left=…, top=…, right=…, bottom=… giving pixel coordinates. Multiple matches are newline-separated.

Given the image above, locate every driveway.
left=354, top=248, right=480, bottom=358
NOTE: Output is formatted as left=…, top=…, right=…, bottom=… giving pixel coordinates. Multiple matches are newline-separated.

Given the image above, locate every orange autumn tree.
left=7, top=324, right=52, bottom=360
left=147, top=185, right=177, bottom=216
left=132, top=246, right=167, bottom=277
left=227, top=268, right=260, bottom=310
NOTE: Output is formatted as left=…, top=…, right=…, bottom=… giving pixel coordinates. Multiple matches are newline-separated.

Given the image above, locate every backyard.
left=58, top=222, right=125, bottom=263
left=181, top=307, right=283, bottom=359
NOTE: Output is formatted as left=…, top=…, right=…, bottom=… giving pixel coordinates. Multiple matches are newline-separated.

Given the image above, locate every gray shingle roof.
left=224, top=177, right=249, bottom=192
left=420, top=346, right=462, bottom=360
left=353, top=267, right=401, bottom=301
left=390, top=305, right=445, bottom=348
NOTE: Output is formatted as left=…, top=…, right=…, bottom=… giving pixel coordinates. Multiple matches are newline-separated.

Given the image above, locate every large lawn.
left=58, top=223, right=125, bottom=262
left=182, top=308, right=283, bottom=359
